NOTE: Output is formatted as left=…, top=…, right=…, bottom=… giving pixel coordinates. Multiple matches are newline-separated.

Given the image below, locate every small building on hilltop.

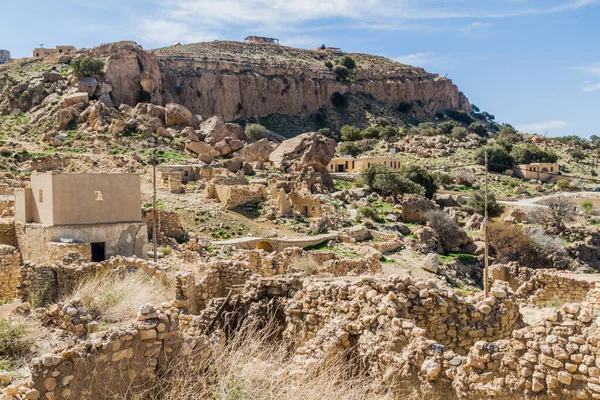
left=244, top=36, right=279, bottom=44
left=513, top=162, right=559, bottom=182
left=14, top=172, right=148, bottom=263
left=32, top=46, right=76, bottom=58
left=0, top=50, right=10, bottom=64
left=328, top=156, right=401, bottom=174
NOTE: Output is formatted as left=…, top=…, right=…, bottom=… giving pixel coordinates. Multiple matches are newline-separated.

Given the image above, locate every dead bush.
left=425, top=209, right=465, bottom=249
left=289, top=254, right=320, bottom=276
left=528, top=196, right=576, bottom=232
left=488, top=223, right=547, bottom=268
left=136, top=323, right=376, bottom=400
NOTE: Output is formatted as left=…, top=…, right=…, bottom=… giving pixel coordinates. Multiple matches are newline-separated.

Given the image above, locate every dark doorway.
left=337, top=165, right=344, bottom=172
left=91, top=242, right=106, bottom=262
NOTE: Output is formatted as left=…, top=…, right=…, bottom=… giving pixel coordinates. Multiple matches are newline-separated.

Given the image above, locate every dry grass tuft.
left=69, top=271, right=171, bottom=325
left=288, top=254, right=320, bottom=276
left=137, top=324, right=377, bottom=400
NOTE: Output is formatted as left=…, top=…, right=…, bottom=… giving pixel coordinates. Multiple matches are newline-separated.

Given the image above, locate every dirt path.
left=498, top=191, right=600, bottom=208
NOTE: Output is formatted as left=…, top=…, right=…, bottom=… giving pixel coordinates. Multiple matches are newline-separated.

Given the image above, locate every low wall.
left=30, top=305, right=183, bottom=400
left=515, top=270, right=591, bottom=305
left=0, top=219, right=16, bottom=247
left=212, top=232, right=339, bottom=252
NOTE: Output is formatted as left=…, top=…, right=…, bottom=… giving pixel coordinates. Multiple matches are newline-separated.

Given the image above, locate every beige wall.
left=51, top=173, right=141, bottom=225
left=31, top=173, right=55, bottom=225
left=328, top=157, right=401, bottom=174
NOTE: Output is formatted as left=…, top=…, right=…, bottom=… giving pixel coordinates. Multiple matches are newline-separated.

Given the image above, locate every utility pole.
left=484, top=151, right=489, bottom=297
left=149, top=153, right=159, bottom=263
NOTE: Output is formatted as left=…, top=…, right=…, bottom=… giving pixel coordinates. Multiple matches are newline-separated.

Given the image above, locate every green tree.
left=363, top=165, right=425, bottom=202
left=556, top=179, right=570, bottom=191
left=399, top=165, right=438, bottom=199
left=376, top=117, right=391, bottom=127
left=334, top=66, right=350, bottom=81
left=338, top=142, right=364, bottom=157
left=340, top=125, right=362, bottom=142
left=324, top=60, right=333, bottom=69
left=511, top=145, right=558, bottom=164
left=475, top=145, right=513, bottom=172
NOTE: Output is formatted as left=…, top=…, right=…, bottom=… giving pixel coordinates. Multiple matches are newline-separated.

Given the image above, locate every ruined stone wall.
left=46, top=242, right=91, bottom=263
left=0, top=219, right=16, bottom=247
left=143, top=209, right=187, bottom=242
left=18, top=256, right=173, bottom=305
left=30, top=305, right=182, bottom=400
left=0, top=245, right=20, bottom=300
left=194, top=260, right=254, bottom=310
left=515, top=270, right=591, bottom=305
left=208, top=184, right=266, bottom=209
left=285, top=276, right=521, bottom=354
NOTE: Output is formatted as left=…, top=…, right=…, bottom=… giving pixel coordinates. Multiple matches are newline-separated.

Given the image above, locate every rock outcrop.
left=269, top=132, right=336, bottom=172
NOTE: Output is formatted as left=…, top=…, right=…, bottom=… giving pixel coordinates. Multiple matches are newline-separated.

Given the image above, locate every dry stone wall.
left=0, top=219, right=16, bottom=247
left=0, top=245, right=20, bottom=300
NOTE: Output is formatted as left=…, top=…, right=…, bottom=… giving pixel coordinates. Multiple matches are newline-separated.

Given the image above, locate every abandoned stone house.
left=513, top=162, right=559, bottom=182
left=14, top=172, right=148, bottom=263
left=244, top=36, right=279, bottom=44
left=328, top=156, right=401, bottom=174
left=32, top=46, right=76, bottom=58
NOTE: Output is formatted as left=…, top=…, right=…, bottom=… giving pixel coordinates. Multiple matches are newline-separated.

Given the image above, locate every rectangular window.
left=38, top=189, right=43, bottom=203
left=94, top=191, right=103, bottom=201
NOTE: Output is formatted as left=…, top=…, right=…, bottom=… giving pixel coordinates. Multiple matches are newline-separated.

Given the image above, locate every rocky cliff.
left=153, top=41, right=469, bottom=121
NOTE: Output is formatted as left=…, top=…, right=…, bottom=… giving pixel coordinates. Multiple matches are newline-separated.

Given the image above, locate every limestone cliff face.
left=153, top=42, right=469, bottom=121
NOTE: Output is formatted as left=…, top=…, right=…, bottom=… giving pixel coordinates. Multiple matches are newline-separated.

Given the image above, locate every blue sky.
left=2, top=0, right=600, bottom=137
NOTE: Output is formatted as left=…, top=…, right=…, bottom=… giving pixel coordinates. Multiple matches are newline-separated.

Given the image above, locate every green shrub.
left=556, top=179, right=570, bottom=190
left=446, top=109, right=474, bottom=124
left=360, top=126, right=381, bottom=139
left=338, top=142, right=364, bottom=157
left=358, top=206, right=380, bottom=222
left=245, top=124, right=267, bottom=142
left=331, top=91, right=348, bottom=107
left=340, top=125, right=362, bottom=142
left=71, top=57, right=104, bottom=77
left=467, top=191, right=504, bottom=217
left=324, top=60, right=333, bottom=69
left=451, top=126, right=468, bottom=140
left=469, top=122, right=488, bottom=137
left=376, top=117, right=391, bottom=127
left=395, top=102, right=413, bottom=113
left=379, top=126, right=398, bottom=139
left=334, top=66, right=350, bottom=81
left=399, top=165, right=438, bottom=199
left=582, top=200, right=594, bottom=216
left=338, top=55, right=356, bottom=69
left=438, top=121, right=457, bottom=135
left=568, top=148, right=586, bottom=160
left=159, top=246, right=172, bottom=256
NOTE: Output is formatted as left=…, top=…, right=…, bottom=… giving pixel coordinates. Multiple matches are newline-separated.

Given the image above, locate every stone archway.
left=256, top=240, right=274, bottom=252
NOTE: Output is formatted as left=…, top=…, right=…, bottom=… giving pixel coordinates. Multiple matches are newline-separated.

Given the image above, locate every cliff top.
left=153, top=40, right=434, bottom=79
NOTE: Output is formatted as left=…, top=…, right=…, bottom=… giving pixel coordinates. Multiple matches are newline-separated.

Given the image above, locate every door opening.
left=91, top=242, right=106, bottom=262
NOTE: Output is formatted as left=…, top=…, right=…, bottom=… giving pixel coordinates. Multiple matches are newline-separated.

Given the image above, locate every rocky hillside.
left=0, top=41, right=469, bottom=129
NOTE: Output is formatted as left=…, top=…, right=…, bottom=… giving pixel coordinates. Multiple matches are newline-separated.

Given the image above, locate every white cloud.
left=460, top=21, right=493, bottom=36
left=515, top=120, right=569, bottom=133
left=582, top=82, right=600, bottom=92
left=135, top=0, right=598, bottom=44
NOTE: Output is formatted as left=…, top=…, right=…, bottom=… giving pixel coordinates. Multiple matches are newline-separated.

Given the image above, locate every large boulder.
left=401, top=194, right=435, bottom=223
left=77, top=77, right=98, bottom=97
left=165, top=103, right=193, bottom=127
left=233, top=138, right=275, bottom=163
left=59, top=92, right=89, bottom=109
left=465, top=213, right=484, bottom=231
left=269, top=132, right=336, bottom=172
left=185, top=141, right=220, bottom=157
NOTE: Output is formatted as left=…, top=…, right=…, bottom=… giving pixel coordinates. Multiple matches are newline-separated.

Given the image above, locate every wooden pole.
left=484, top=151, right=489, bottom=297
left=152, top=156, right=158, bottom=263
